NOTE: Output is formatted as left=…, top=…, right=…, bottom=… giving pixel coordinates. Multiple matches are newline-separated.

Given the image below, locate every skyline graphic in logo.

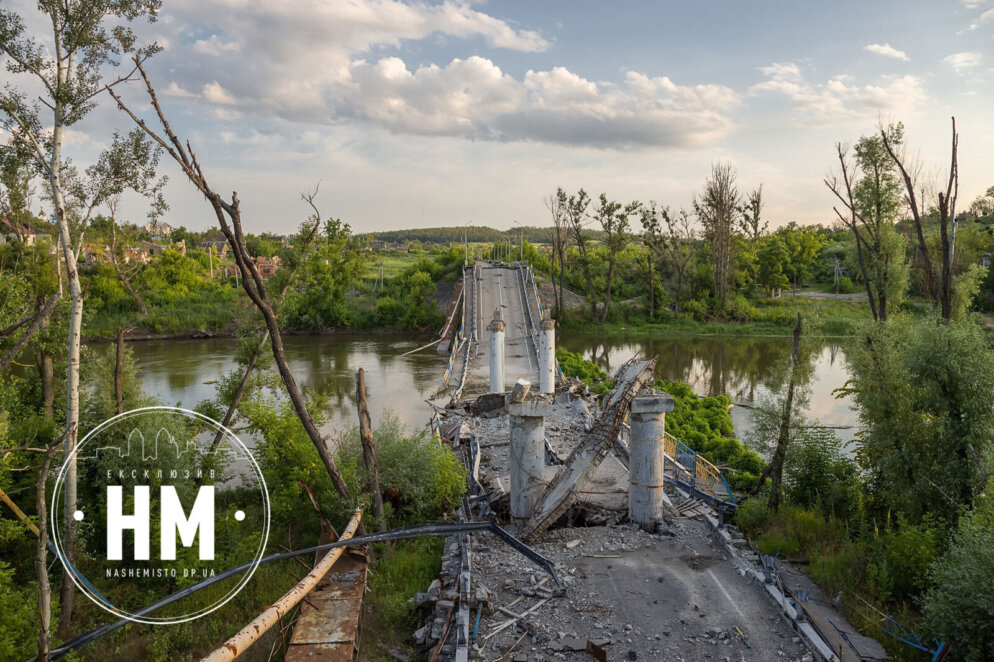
left=50, top=406, right=271, bottom=625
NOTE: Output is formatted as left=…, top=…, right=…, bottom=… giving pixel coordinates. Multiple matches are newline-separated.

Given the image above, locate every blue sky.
left=8, top=0, right=994, bottom=233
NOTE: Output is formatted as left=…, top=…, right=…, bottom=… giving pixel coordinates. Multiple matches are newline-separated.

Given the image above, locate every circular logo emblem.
left=51, top=407, right=271, bottom=625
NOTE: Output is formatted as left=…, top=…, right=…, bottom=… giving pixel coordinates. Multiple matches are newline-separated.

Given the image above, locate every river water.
left=126, top=333, right=858, bottom=449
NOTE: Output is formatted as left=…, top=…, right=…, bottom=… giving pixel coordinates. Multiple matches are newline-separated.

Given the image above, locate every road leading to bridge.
left=446, top=262, right=542, bottom=400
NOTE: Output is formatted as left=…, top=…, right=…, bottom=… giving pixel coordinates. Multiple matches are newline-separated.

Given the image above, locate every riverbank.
left=560, top=295, right=887, bottom=338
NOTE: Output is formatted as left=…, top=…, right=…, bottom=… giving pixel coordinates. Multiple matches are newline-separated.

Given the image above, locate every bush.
left=838, top=276, right=855, bottom=293
left=923, top=480, right=994, bottom=661
left=556, top=347, right=614, bottom=394
left=653, top=378, right=764, bottom=490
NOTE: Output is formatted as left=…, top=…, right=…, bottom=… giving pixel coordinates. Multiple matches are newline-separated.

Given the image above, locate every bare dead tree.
left=202, top=196, right=323, bottom=464
left=825, top=144, right=882, bottom=321
left=107, top=59, right=351, bottom=501
left=544, top=188, right=570, bottom=321
left=356, top=368, right=385, bottom=530
left=881, top=118, right=960, bottom=320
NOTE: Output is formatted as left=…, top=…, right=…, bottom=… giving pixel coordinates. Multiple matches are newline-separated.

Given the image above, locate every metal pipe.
left=41, top=519, right=562, bottom=661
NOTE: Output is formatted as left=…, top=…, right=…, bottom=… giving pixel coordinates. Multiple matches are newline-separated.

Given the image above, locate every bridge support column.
left=539, top=319, right=556, bottom=395
left=488, top=312, right=505, bottom=393
left=629, top=393, right=675, bottom=531
left=508, top=401, right=552, bottom=526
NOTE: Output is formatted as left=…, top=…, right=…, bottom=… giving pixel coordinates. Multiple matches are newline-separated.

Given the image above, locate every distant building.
left=255, top=255, right=281, bottom=278
left=143, top=221, right=174, bottom=237
left=201, top=240, right=230, bottom=259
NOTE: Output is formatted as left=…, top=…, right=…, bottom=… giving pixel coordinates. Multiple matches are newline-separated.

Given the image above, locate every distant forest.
left=360, top=225, right=605, bottom=244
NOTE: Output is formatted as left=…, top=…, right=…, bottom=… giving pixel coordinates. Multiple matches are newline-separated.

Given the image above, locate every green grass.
left=358, top=538, right=444, bottom=660
left=360, top=251, right=422, bottom=288
left=561, top=295, right=891, bottom=338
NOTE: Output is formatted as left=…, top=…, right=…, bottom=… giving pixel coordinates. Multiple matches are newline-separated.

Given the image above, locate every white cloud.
left=144, top=0, right=736, bottom=148
left=331, top=56, right=739, bottom=147
left=192, top=34, right=241, bottom=56
left=944, top=51, right=983, bottom=72
left=163, top=82, right=196, bottom=98
left=969, top=7, right=994, bottom=29
left=202, top=81, right=238, bottom=105
left=751, top=63, right=927, bottom=126
left=864, top=43, right=909, bottom=61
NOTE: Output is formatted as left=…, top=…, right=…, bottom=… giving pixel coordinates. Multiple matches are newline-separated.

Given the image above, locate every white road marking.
left=708, top=568, right=746, bottom=619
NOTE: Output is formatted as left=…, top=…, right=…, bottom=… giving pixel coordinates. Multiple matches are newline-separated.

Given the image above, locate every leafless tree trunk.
left=356, top=368, right=385, bottom=531
left=938, top=118, right=958, bottom=321
left=108, top=60, right=352, bottom=501
left=203, top=210, right=323, bottom=462
left=35, top=438, right=62, bottom=661
left=826, top=144, right=882, bottom=321
left=767, top=313, right=801, bottom=514
left=545, top=189, right=570, bottom=322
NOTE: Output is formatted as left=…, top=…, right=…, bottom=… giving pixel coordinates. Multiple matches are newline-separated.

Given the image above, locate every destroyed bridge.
left=42, top=261, right=892, bottom=662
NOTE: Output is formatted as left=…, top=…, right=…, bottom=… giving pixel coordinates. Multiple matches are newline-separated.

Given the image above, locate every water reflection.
left=559, top=334, right=857, bottom=445
left=129, top=334, right=444, bottom=435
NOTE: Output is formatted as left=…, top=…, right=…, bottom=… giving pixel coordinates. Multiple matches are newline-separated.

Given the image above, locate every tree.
left=749, top=313, right=803, bottom=513
left=593, top=193, right=639, bottom=322
left=922, top=478, right=994, bottom=662
left=639, top=202, right=665, bottom=319
left=777, top=222, right=825, bottom=293
left=563, top=188, right=596, bottom=316
left=825, top=132, right=908, bottom=321
left=661, top=208, right=696, bottom=319
left=694, top=162, right=741, bottom=310
left=107, top=57, right=353, bottom=509
left=880, top=119, right=959, bottom=319
left=969, top=185, right=994, bottom=219
left=843, top=316, right=994, bottom=524
left=545, top=188, right=570, bottom=322
left=756, top=235, right=790, bottom=296
left=0, top=0, right=162, bottom=637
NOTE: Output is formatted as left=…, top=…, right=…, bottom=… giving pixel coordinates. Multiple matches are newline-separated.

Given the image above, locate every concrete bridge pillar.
left=629, top=393, right=675, bottom=530
left=508, top=401, right=552, bottom=526
left=539, top=319, right=556, bottom=395
left=488, top=311, right=505, bottom=393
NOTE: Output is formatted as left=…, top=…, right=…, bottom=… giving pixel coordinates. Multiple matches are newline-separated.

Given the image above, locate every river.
left=125, top=333, right=859, bottom=449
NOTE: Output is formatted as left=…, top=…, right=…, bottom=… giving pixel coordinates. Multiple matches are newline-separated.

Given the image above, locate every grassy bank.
left=560, top=295, right=907, bottom=338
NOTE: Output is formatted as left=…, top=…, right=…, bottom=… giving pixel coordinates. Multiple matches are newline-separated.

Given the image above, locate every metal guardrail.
left=664, top=432, right=737, bottom=506
left=522, top=264, right=565, bottom=384
left=430, top=266, right=469, bottom=400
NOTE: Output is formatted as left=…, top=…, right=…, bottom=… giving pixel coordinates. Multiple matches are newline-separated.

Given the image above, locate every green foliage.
left=653, top=378, right=764, bottom=489
left=555, top=347, right=613, bottom=394
left=283, top=218, right=367, bottom=329
left=338, top=413, right=466, bottom=527
left=923, top=479, right=994, bottom=661
left=0, top=560, right=40, bottom=659
left=844, top=315, right=994, bottom=523
left=783, top=426, right=861, bottom=519
left=363, top=538, right=444, bottom=635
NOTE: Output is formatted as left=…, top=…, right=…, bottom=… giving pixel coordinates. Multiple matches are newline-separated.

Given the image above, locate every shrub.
left=922, top=480, right=994, bottom=661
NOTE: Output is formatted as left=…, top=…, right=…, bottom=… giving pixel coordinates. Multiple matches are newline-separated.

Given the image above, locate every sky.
left=6, top=0, right=994, bottom=233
